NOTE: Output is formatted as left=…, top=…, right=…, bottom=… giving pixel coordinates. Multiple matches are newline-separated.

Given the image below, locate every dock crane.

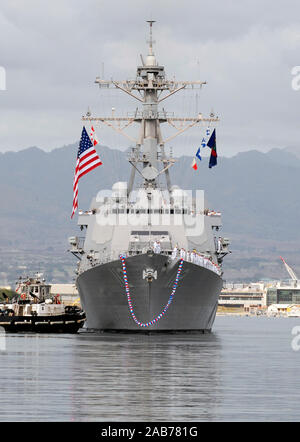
left=280, top=256, right=299, bottom=281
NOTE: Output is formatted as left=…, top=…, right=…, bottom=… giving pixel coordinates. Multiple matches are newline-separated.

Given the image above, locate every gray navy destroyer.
left=69, top=21, right=230, bottom=332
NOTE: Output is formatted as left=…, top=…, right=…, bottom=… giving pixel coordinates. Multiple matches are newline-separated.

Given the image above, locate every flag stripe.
left=79, top=151, right=100, bottom=169
left=79, top=146, right=97, bottom=162
left=79, top=157, right=102, bottom=174
left=79, top=157, right=102, bottom=175
left=78, top=162, right=102, bottom=180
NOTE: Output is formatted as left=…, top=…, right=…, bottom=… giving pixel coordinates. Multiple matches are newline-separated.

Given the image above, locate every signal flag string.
left=120, top=256, right=184, bottom=328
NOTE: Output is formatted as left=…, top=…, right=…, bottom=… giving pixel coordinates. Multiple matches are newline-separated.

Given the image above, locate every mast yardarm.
left=83, top=21, right=219, bottom=198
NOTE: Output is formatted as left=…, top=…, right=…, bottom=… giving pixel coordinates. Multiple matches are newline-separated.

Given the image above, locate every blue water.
left=0, top=316, right=299, bottom=421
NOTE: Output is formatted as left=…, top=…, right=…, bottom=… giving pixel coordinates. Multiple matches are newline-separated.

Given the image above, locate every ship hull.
left=76, top=253, right=222, bottom=332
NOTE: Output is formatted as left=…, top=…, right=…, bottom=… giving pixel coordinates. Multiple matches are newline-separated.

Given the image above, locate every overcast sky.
left=0, top=0, right=300, bottom=157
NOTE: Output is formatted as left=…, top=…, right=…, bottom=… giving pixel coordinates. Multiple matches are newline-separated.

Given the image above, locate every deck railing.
left=78, top=248, right=221, bottom=276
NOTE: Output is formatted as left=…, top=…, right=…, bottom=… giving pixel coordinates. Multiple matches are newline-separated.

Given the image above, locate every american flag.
left=71, top=126, right=102, bottom=218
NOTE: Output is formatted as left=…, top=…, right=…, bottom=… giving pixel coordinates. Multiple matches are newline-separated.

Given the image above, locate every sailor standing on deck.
left=153, top=241, right=161, bottom=254
left=198, top=254, right=202, bottom=266
left=172, top=245, right=178, bottom=260
left=156, top=241, right=161, bottom=254
left=217, top=237, right=222, bottom=253
left=180, top=248, right=186, bottom=260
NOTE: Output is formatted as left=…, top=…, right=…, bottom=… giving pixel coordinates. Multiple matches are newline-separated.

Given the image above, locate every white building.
left=219, top=283, right=267, bottom=311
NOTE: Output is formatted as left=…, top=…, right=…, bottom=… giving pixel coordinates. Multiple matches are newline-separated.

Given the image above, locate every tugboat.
left=0, top=273, right=86, bottom=333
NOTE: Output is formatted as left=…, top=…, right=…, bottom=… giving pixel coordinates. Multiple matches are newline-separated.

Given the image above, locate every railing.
left=88, top=207, right=221, bottom=216
left=78, top=247, right=221, bottom=276
left=78, top=204, right=222, bottom=218
left=126, top=110, right=175, bottom=120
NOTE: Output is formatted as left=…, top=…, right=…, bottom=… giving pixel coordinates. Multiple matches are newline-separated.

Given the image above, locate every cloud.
left=0, top=0, right=300, bottom=155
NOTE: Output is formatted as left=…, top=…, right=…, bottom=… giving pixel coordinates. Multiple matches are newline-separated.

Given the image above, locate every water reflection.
left=70, top=333, right=222, bottom=421
left=0, top=332, right=221, bottom=421
left=1, top=317, right=300, bottom=421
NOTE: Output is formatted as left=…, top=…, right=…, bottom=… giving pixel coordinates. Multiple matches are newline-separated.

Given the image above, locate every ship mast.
left=82, top=21, right=219, bottom=200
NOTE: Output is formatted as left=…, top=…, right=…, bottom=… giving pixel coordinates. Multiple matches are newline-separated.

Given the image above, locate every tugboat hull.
left=0, top=314, right=86, bottom=333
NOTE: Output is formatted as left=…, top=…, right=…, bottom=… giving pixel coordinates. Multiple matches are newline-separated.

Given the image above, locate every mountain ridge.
left=0, top=143, right=300, bottom=284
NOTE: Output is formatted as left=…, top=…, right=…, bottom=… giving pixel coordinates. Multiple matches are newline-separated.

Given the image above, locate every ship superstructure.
left=69, top=22, right=230, bottom=331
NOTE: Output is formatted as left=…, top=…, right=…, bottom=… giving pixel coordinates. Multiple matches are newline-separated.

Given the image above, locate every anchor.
left=142, top=268, right=157, bottom=283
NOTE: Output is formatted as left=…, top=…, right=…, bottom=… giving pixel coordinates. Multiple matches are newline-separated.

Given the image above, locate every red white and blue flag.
left=90, top=125, right=99, bottom=146
left=191, top=158, right=198, bottom=170
left=191, top=147, right=201, bottom=170
left=71, top=126, right=102, bottom=218
left=192, top=127, right=217, bottom=170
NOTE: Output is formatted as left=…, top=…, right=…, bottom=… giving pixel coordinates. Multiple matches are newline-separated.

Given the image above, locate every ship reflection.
left=69, top=332, right=222, bottom=421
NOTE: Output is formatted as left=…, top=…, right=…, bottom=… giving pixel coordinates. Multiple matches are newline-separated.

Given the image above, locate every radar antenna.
left=146, top=20, right=156, bottom=55
left=84, top=21, right=219, bottom=199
